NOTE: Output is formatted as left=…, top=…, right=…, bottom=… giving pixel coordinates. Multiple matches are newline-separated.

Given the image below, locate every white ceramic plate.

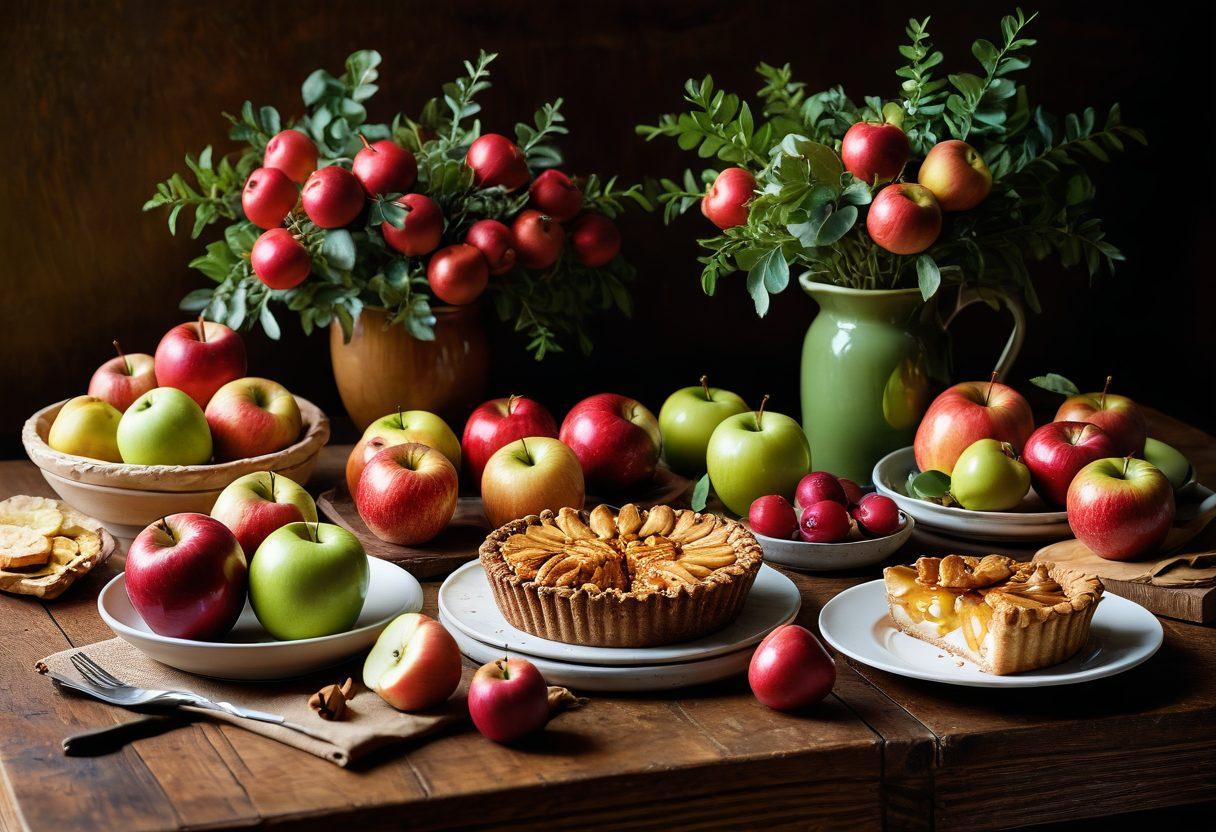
left=98, top=557, right=423, bottom=680
left=438, top=561, right=801, bottom=667
left=872, top=447, right=1072, bottom=542
left=756, top=513, right=915, bottom=571
left=819, top=579, right=1162, bottom=688
left=441, top=615, right=756, bottom=692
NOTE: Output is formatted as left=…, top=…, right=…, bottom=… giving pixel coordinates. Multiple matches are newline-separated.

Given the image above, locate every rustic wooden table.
left=1, top=410, right=1214, bottom=831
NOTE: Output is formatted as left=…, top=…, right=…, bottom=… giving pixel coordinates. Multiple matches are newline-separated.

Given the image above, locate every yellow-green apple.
left=1067, top=457, right=1175, bottom=561
left=913, top=379, right=1034, bottom=475
left=87, top=341, right=156, bottom=412
left=706, top=398, right=811, bottom=515
left=748, top=495, right=798, bottom=539
left=841, top=121, right=909, bottom=184
left=917, top=139, right=992, bottom=211
left=210, top=471, right=317, bottom=557
left=701, top=167, right=756, bottom=230
left=950, top=439, right=1031, bottom=511
left=125, top=513, right=247, bottom=640
left=363, top=613, right=463, bottom=711
left=468, top=657, right=550, bottom=742
left=658, top=376, right=748, bottom=477
left=356, top=443, right=458, bottom=545
left=462, top=395, right=559, bottom=485
left=249, top=522, right=369, bottom=640
left=346, top=409, right=461, bottom=493
left=866, top=183, right=942, bottom=255
left=798, top=500, right=851, bottom=542
left=205, top=377, right=302, bottom=460
left=48, top=395, right=123, bottom=462
left=154, top=317, right=247, bottom=408
left=1142, top=438, right=1191, bottom=490
left=481, top=437, right=585, bottom=528
left=748, top=624, right=836, bottom=712
left=1022, top=422, right=1118, bottom=507
left=1054, top=378, right=1146, bottom=456
left=117, top=387, right=212, bottom=465
left=559, top=393, right=661, bottom=492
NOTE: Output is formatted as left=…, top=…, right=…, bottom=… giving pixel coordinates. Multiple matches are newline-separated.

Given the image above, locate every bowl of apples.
left=21, top=319, right=329, bottom=536
left=748, top=472, right=914, bottom=571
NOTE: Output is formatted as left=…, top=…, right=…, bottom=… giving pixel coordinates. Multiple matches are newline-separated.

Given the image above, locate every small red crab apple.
left=511, top=210, right=565, bottom=270
left=528, top=170, right=583, bottom=221
left=352, top=136, right=418, bottom=197
left=465, top=219, right=516, bottom=274
left=701, top=167, right=756, bottom=230
left=263, top=129, right=318, bottom=184
left=748, top=495, right=798, bottom=539
left=241, top=167, right=298, bottom=229
left=381, top=193, right=443, bottom=257
left=427, top=244, right=490, bottom=305
left=251, top=228, right=311, bottom=290
left=301, top=166, right=365, bottom=229
left=841, top=121, right=910, bottom=184
left=569, top=214, right=621, bottom=267
left=465, top=134, right=530, bottom=190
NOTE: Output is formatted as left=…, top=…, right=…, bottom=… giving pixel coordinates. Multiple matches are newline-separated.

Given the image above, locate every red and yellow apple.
left=154, top=318, right=247, bottom=409
left=913, top=380, right=1034, bottom=475
left=210, top=471, right=317, bottom=558
left=205, top=377, right=301, bottom=460
left=1067, top=457, right=1175, bottom=561
left=918, top=139, right=992, bottom=211
left=559, top=393, right=661, bottom=493
left=346, top=410, right=461, bottom=494
left=356, top=443, right=458, bottom=545
left=363, top=613, right=463, bottom=711
left=462, top=395, right=559, bottom=486
left=1022, top=422, right=1118, bottom=507
left=87, top=342, right=156, bottom=412
left=866, top=183, right=942, bottom=255
left=48, top=395, right=124, bottom=462
left=481, top=437, right=585, bottom=528
left=1054, top=378, right=1146, bottom=457
left=841, top=121, right=909, bottom=184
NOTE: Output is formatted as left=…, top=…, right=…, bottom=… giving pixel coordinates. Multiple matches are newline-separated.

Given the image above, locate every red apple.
left=1022, top=422, right=1119, bottom=507
left=1067, top=457, right=1175, bottom=561
left=263, top=129, right=318, bottom=184
left=851, top=493, right=901, bottom=537
left=345, top=410, right=462, bottom=494
left=461, top=395, right=559, bottom=485
left=748, top=495, right=798, bottom=539
left=204, top=377, right=302, bottom=460
left=363, top=613, right=463, bottom=712
left=528, top=169, right=582, bottom=221
left=866, top=183, right=942, bottom=255
left=918, top=139, right=992, bottom=211
left=841, top=121, right=910, bottom=184
left=210, top=471, right=318, bottom=558
left=748, top=624, right=836, bottom=712
left=427, top=244, right=489, bottom=305
left=154, top=317, right=247, bottom=409
left=346, top=436, right=390, bottom=495
left=839, top=477, right=864, bottom=507
left=356, top=443, right=459, bottom=545
left=241, top=166, right=298, bottom=229
left=251, top=228, right=311, bottom=290
left=352, top=137, right=417, bottom=197
left=468, top=657, right=551, bottom=742
left=795, top=471, right=847, bottom=509
left=569, top=213, right=621, bottom=267
left=799, top=501, right=851, bottom=543
left=559, top=393, right=661, bottom=492
left=701, top=167, right=756, bottom=230
left=465, top=134, right=530, bottom=191
left=125, top=513, right=248, bottom=641
left=481, top=437, right=585, bottom=528
left=1054, top=378, right=1147, bottom=456
left=301, top=165, right=364, bottom=228
left=465, top=219, right=516, bottom=275
left=381, top=193, right=443, bottom=256
left=511, top=210, right=565, bottom=270
left=913, top=379, right=1034, bottom=476
left=88, top=341, right=156, bottom=412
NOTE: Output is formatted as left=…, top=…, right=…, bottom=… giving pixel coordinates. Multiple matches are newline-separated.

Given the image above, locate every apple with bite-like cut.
left=154, top=317, right=247, bottom=409
left=363, top=613, right=463, bottom=711
left=205, top=377, right=301, bottom=460
left=210, top=471, right=317, bottom=558
left=462, top=395, right=559, bottom=485
left=356, top=443, right=458, bottom=545
left=88, top=341, right=157, bottom=412
left=559, top=393, right=661, bottom=493
left=913, top=377, right=1034, bottom=476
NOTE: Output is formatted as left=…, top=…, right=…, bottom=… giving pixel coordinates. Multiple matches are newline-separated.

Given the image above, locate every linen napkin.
left=37, top=637, right=467, bottom=767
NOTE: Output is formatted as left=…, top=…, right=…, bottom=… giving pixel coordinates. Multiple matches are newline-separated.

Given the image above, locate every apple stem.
left=158, top=516, right=174, bottom=543
left=983, top=371, right=997, bottom=406
left=358, top=133, right=373, bottom=152
left=1101, top=375, right=1112, bottom=409
left=308, top=522, right=317, bottom=543
left=507, top=394, right=519, bottom=415
left=197, top=314, right=207, bottom=343
left=112, top=340, right=131, bottom=375
left=268, top=470, right=276, bottom=494
left=499, top=658, right=510, bottom=680
left=754, top=394, right=770, bottom=431
left=520, top=437, right=532, bottom=465
left=1122, top=454, right=1133, bottom=478
left=701, top=375, right=712, bottom=402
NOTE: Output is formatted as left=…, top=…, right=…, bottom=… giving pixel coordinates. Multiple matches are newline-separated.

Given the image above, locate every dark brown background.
left=2, top=0, right=1212, bottom=457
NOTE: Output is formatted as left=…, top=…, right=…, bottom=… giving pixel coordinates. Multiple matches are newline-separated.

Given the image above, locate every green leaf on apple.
left=906, top=469, right=950, bottom=500
left=1030, top=373, right=1080, bottom=397
left=916, top=255, right=941, bottom=301
left=691, top=474, right=711, bottom=512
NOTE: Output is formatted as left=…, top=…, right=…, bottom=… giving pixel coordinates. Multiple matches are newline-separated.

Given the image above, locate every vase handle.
left=945, top=286, right=1026, bottom=381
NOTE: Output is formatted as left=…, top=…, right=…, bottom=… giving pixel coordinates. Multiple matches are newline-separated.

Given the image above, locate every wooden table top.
left=1, top=409, right=1214, bottom=831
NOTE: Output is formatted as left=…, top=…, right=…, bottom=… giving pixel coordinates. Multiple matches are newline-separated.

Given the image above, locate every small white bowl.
left=97, top=556, right=422, bottom=680
left=755, top=512, right=915, bottom=571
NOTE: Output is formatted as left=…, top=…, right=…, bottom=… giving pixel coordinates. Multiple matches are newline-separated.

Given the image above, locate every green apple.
left=1142, top=438, right=1191, bottom=491
left=117, top=388, right=212, bottom=465
left=658, top=376, right=748, bottom=476
left=950, top=438, right=1030, bottom=511
left=249, top=522, right=369, bottom=640
left=47, top=395, right=123, bottom=462
left=706, top=399, right=811, bottom=515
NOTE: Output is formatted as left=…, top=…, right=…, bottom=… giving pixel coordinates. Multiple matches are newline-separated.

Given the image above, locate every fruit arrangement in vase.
left=638, top=9, right=1143, bottom=483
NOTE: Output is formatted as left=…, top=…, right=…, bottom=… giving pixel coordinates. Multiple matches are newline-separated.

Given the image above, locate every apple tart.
left=479, top=504, right=762, bottom=647
left=883, top=555, right=1102, bottom=675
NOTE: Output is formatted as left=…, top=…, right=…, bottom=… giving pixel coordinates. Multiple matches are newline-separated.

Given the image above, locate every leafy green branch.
left=579, top=174, right=652, bottom=219
left=516, top=99, right=567, bottom=169
left=636, top=75, right=772, bottom=166
left=944, top=7, right=1037, bottom=140
left=143, top=146, right=257, bottom=237
left=896, top=17, right=948, bottom=153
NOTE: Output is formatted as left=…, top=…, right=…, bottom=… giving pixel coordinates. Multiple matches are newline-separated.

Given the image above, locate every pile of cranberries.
left=749, top=472, right=902, bottom=544
left=243, top=130, right=622, bottom=303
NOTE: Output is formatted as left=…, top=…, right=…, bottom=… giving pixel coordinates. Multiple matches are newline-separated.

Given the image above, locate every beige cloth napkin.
left=38, top=637, right=466, bottom=766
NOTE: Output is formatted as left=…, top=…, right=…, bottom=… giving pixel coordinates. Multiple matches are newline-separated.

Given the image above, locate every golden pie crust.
left=883, top=555, right=1103, bottom=675
left=479, top=504, right=763, bottom=647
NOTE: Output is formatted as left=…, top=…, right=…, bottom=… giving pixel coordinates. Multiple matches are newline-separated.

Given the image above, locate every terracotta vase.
left=329, top=305, right=489, bottom=431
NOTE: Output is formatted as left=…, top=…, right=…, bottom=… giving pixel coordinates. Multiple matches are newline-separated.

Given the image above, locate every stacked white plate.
left=437, top=561, right=802, bottom=692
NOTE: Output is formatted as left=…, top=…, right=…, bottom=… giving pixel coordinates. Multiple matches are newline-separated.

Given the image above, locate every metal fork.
left=64, top=653, right=329, bottom=741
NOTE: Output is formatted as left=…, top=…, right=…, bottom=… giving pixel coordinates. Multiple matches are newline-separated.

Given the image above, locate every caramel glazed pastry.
left=883, top=555, right=1103, bottom=675
left=480, top=504, right=763, bottom=647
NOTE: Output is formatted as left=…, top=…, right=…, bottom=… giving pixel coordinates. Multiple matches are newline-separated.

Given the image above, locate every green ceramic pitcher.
left=799, top=276, right=1025, bottom=485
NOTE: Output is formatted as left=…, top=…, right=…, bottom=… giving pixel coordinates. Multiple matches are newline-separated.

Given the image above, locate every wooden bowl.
left=22, top=397, right=329, bottom=538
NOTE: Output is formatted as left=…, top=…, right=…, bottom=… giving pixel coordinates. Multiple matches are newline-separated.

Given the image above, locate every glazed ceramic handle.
left=946, top=286, right=1026, bottom=381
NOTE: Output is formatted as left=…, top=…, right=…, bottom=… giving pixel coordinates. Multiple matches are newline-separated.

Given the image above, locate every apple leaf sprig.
left=148, top=50, right=651, bottom=360
left=636, top=8, right=1145, bottom=318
